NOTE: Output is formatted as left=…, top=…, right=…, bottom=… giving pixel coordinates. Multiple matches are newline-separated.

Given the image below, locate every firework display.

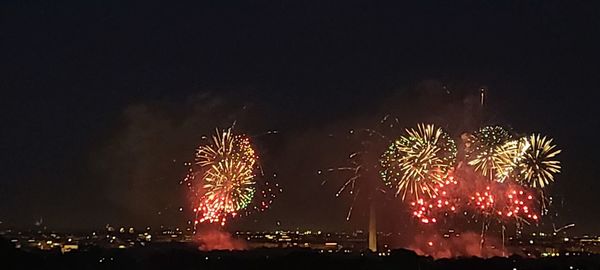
left=326, top=119, right=561, bottom=237
left=380, top=124, right=457, bottom=201
left=402, top=125, right=559, bottom=231
left=185, top=128, right=269, bottom=226
left=321, top=107, right=562, bottom=257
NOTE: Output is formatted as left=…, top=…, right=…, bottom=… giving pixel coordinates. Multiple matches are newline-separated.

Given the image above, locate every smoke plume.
left=408, top=232, right=506, bottom=258
left=196, top=228, right=247, bottom=251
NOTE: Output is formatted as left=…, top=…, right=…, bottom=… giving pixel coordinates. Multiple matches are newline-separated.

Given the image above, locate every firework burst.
left=493, top=137, right=531, bottom=182
left=465, top=126, right=515, bottom=181
left=516, top=134, right=561, bottom=189
left=186, top=128, right=258, bottom=226
left=380, top=124, right=457, bottom=201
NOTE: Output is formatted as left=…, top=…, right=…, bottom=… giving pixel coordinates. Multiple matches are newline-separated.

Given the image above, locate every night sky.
left=1, top=1, right=599, bottom=234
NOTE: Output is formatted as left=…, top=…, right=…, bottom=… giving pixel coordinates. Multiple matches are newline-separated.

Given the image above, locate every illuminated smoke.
left=408, top=232, right=506, bottom=258
left=196, top=229, right=247, bottom=251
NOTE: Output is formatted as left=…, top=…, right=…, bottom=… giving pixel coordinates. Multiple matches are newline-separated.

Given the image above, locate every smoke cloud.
left=92, top=91, right=250, bottom=227
left=408, top=232, right=506, bottom=258
left=196, top=228, right=247, bottom=251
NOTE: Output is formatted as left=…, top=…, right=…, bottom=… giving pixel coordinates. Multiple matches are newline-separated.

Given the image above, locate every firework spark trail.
left=318, top=118, right=398, bottom=221
left=380, top=124, right=457, bottom=201
left=322, top=157, right=369, bottom=220
left=332, top=164, right=362, bottom=197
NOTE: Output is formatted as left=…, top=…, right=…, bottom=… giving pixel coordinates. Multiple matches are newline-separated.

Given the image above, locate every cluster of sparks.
left=408, top=174, right=542, bottom=227
left=185, top=128, right=259, bottom=226
left=410, top=176, right=460, bottom=224
left=469, top=184, right=539, bottom=223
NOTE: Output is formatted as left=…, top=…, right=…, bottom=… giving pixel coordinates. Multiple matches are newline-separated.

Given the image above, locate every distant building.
left=61, top=244, right=78, bottom=253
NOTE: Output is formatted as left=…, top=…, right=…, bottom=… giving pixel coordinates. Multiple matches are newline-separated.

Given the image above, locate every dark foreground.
left=1, top=240, right=599, bottom=270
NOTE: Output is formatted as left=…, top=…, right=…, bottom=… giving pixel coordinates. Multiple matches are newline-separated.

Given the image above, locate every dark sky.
left=1, top=1, right=599, bottom=234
